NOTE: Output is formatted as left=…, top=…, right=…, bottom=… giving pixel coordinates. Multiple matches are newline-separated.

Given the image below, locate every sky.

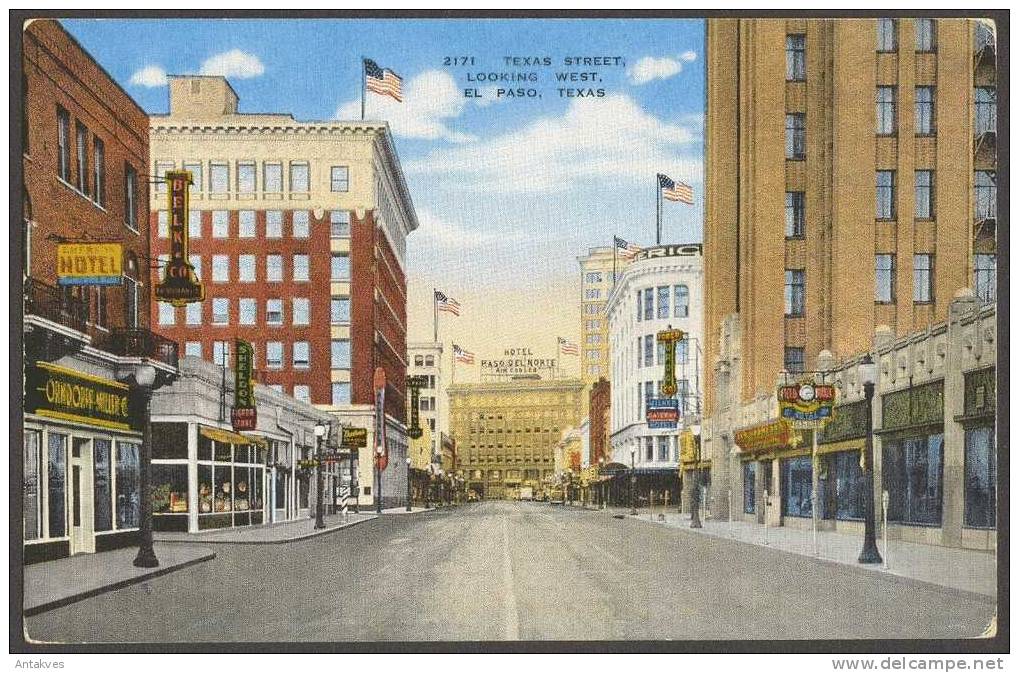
left=63, top=18, right=705, bottom=376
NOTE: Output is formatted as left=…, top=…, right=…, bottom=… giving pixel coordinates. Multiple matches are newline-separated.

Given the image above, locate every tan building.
left=448, top=378, right=584, bottom=500
left=578, top=247, right=629, bottom=383
left=702, top=18, right=999, bottom=529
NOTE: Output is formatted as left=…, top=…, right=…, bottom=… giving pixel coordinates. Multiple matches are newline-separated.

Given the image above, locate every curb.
left=154, top=515, right=377, bottom=546
left=24, top=551, right=216, bottom=617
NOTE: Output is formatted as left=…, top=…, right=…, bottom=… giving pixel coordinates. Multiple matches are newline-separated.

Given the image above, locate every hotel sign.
left=480, top=348, right=557, bottom=375
left=155, top=170, right=204, bottom=306
left=57, top=243, right=123, bottom=286
left=633, top=244, right=702, bottom=263
left=646, top=398, right=680, bottom=429
left=231, top=339, right=256, bottom=431
left=25, top=361, right=142, bottom=432
left=406, top=375, right=427, bottom=439
left=778, top=382, right=836, bottom=426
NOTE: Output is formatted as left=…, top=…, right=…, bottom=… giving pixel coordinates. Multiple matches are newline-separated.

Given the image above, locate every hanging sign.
left=57, top=243, right=123, bottom=286
left=155, top=170, right=204, bottom=306
left=231, top=339, right=257, bottom=431
left=656, top=328, right=685, bottom=398
left=406, top=375, right=427, bottom=439
left=778, top=382, right=837, bottom=427
left=341, top=427, right=368, bottom=448
left=646, top=398, right=680, bottom=429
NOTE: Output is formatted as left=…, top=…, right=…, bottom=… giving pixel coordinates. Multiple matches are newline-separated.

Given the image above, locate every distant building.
left=577, top=246, right=631, bottom=382
left=407, top=342, right=446, bottom=467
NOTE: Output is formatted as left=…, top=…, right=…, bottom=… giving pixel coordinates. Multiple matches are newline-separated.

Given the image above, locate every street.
left=25, top=502, right=995, bottom=642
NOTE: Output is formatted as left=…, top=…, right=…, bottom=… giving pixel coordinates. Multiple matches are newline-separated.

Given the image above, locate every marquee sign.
left=406, top=375, right=427, bottom=440
left=231, top=339, right=256, bottom=431
left=57, top=243, right=123, bottom=286
left=480, top=348, right=557, bottom=375
left=25, top=361, right=142, bottom=432
left=734, top=419, right=791, bottom=452
left=646, top=398, right=680, bottom=429
left=778, top=382, right=836, bottom=426
left=155, top=170, right=205, bottom=307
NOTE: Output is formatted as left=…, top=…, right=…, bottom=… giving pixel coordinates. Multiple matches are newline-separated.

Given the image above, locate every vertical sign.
left=374, top=367, right=388, bottom=471
left=231, top=339, right=256, bottom=430
left=155, top=170, right=205, bottom=306
left=406, top=375, right=427, bottom=439
left=656, top=328, right=685, bottom=398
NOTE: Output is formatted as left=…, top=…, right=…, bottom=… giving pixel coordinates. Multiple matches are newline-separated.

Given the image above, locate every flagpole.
left=433, top=288, right=438, bottom=344
left=360, top=57, right=367, bottom=121
left=656, top=173, right=663, bottom=245
left=556, top=338, right=561, bottom=381
left=612, top=238, right=618, bottom=288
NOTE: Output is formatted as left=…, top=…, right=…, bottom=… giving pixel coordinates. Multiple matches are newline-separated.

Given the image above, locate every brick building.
left=588, top=377, right=611, bottom=466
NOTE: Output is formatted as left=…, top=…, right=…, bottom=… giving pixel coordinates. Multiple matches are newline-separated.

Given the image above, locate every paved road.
left=25, top=502, right=995, bottom=642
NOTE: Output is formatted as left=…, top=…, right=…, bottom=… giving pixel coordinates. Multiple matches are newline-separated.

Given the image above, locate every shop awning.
left=200, top=426, right=257, bottom=445
left=244, top=435, right=269, bottom=447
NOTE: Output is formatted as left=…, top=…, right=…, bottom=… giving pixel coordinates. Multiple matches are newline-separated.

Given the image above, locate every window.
left=877, top=18, right=897, bottom=52
left=975, top=87, right=996, bottom=136
left=293, top=385, right=310, bottom=403
left=237, top=161, right=256, bottom=193
left=974, top=254, right=996, bottom=303
left=157, top=211, right=169, bottom=238
left=185, top=300, right=202, bottom=325
left=643, top=288, right=654, bottom=320
left=115, top=442, right=140, bottom=529
left=212, top=255, right=229, bottom=282
left=786, top=34, right=805, bottom=81
left=266, top=210, right=283, bottom=238
left=238, top=211, right=256, bottom=237
left=585, top=289, right=601, bottom=300
left=239, top=298, right=257, bottom=325
left=657, top=436, right=669, bottom=462
left=330, top=166, right=349, bottom=192
left=585, top=272, right=603, bottom=283
left=57, top=106, right=71, bottom=181
left=158, top=302, right=176, bottom=326
left=915, top=86, right=935, bottom=135
left=875, top=254, right=896, bottom=303
left=876, top=171, right=896, bottom=219
left=914, top=170, right=934, bottom=219
left=636, top=290, right=642, bottom=322
left=331, top=297, right=350, bottom=323
left=670, top=284, right=689, bottom=318
left=292, top=211, right=310, bottom=238
left=212, top=298, right=229, bottom=324
left=832, top=451, right=866, bottom=520
left=331, top=254, right=350, bottom=281
left=784, top=347, right=805, bottom=373
left=75, top=123, right=91, bottom=196
left=290, top=161, right=309, bottom=192
left=189, top=254, right=202, bottom=280
left=213, top=341, right=230, bottom=367
left=743, top=462, right=756, bottom=514
left=425, top=356, right=435, bottom=367
left=914, top=18, right=935, bottom=52
left=644, top=381, right=654, bottom=416
left=656, top=286, right=669, bottom=319
left=266, top=299, right=283, bottom=325
left=781, top=456, right=813, bottom=518
left=784, top=269, right=805, bottom=317
left=124, top=163, right=138, bottom=230
left=883, top=434, right=944, bottom=525
left=293, top=342, right=310, bottom=369
left=330, top=211, right=351, bottom=238
left=293, top=254, right=309, bottom=281
left=266, top=342, right=283, bottom=369
left=155, top=161, right=178, bottom=198
left=414, top=355, right=424, bottom=366
left=964, top=426, right=996, bottom=528
left=292, top=297, right=310, bottom=325
left=785, top=191, right=805, bottom=238
left=189, top=209, right=202, bottom=239
left=95, top=286, right=109, bottom=328
left=210, top=162, right=229, bottom=194
left=911, top=253, right=935, bottom=304
left=785, top=113, right=806, bottom=159
left=643, top=334, right=654, bottom=367
left=331, top=339, right=351, bottom=369
left=183, top=161, right=202, bottom=195
left=46, top=433, right=67, bottom=537
left=239, top=254, right=255, bottom=282
left=975, top=171, right=996, bottom=221
left=92, top=136, right=105, bottom=206
left=212, top=211, right=229, bottom=238
left=332, top=383, right=351, bottom=406
left=677, top=338, right=688, bottom=365
left=876, top=86, right=897, bottom=135
left=184, top=341, right=203, bottom=359
left=266, top=255, right=283, bottom=282
left=264, top=162, right=282, bottom=192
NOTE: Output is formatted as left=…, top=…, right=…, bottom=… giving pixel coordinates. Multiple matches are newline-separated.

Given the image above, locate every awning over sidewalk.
left=200, top=426, right=258, bottom=445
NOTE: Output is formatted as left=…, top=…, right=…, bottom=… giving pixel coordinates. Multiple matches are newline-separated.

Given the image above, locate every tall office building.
left=578, top=246, right=630, bottom=382
left=407, top=342, right=446, bottom=464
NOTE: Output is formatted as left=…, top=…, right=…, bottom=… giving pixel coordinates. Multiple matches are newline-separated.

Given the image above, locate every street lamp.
left=131, top=363, right=158, bottom=568
left=598, top=457, right=605, bottom=509
left=690, top=424, right=702, bottom=529
left=857, top=354, right=883, bottom=564
left=629, top=447, right=637, bottom=515
left=313, top=422, right=328, bottom=530
left=406, top=456, right=413, bottom=511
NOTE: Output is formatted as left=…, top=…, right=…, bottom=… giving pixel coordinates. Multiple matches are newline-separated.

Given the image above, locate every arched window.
left=674, top=285, right=689, bottom=318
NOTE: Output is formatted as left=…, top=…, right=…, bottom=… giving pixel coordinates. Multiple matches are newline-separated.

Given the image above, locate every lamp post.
left=629, top=448, right=637, bottom=515
left=132, top=364, right=158, bottom=568
left=598, top=457, right=605, bottom=509
left=349, top=444, right=359, bottom=514
left=857, top=354, right=883, bottom=564
left=406, top=456, right=413, bottom=511
left=689, top=424, right=702, bottom=528
left=313, top=422, right=328, bottom=529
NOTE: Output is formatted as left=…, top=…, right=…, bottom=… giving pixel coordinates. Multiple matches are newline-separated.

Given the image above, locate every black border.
left=9, top=7, right=1009, bottom=656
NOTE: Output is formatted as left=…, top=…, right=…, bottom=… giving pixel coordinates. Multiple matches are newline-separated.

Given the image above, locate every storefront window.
left=199, top=464, right=214, bottom=513
left=116, top=442, right=140, bottom=528
left=199, top=434, right=214, bottom=462
left=743, top=462, right=756, bottom=514
left=94, top=439, right=113, bottom=532
left=48, top=433, right=67, bottom=537
left=883, top=433, right=943, bottom=525
left=831, top=450, right=865, bottom=520
left=24, top=430, right=42, bottom=540
left=152, top=464, right=189, bottom=514
left=214, top=465, right=232, bottom=512
left=964, top=427, right=995, bottom=528
left=215, top=440, right=232, bottom=462
left=781, top=456, right=812, bottom=518
left=235, top=466, right=250, bottom=511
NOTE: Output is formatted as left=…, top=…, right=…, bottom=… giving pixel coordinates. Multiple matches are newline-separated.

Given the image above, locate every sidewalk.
left=154, top=511, right=377, bottom=544
left=593, top=505, right=997, bottom=599
left=24, top=544, right=215, bottom=616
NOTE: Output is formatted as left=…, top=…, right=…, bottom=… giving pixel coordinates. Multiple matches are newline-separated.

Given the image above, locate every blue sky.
left=64, top=18, right=705, bottom=351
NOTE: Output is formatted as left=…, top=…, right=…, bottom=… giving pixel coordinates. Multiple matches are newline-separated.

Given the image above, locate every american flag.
left=365, top=59, right=403, bottom=102
left=558, top=337, right=579, bottom=356
left=435, top=289, right=461, bottom=316
left=453, top=344, right=475, bottom=364
left=614, top=236, right=641, bottom=260
left=659, top=173, right=694, bottom=205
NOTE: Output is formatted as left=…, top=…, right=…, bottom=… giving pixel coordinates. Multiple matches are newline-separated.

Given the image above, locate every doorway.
left=69, top=437, right=94, bottom=555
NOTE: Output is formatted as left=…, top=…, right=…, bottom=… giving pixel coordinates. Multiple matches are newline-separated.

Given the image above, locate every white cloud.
left=336, top=70, right=474, bottom=143
left=129, top=65, right=168, bottom=88
left=199, top=49, right=265, bottom=79
left=414, top=208, right=524, bottom=249
left=629, top=56, right=683, bottom=85
left=405, top=94, right=700, bottom=194
left=473, top=86, right=508, bottom=108
left=681, top=50, right=698, bottom=62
